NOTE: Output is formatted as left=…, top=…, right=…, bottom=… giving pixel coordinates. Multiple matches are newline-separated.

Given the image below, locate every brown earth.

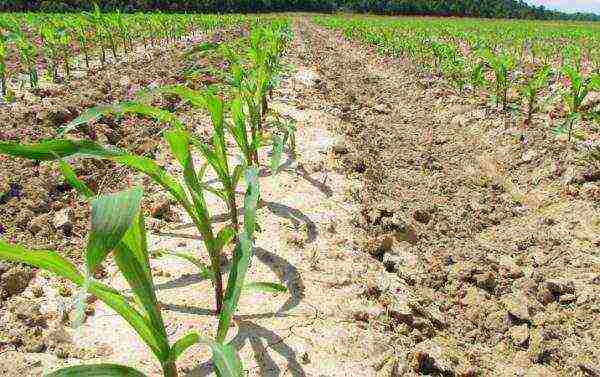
left=290, top=18, right=600, bottom=377
left=1, top=16, right=600, bottom=377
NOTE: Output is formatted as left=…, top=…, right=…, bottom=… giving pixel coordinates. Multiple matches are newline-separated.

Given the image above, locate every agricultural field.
left=0, top=9, right=599, bottom=377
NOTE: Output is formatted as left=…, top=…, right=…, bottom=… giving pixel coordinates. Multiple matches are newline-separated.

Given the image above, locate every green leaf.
left=151, top=250, right=212, bottom=279
left=243, top=282, right=287, bottom=294
left=0, top=139, right=122, bottom=161
left=212, top=342, right=243, bottom=377
left=270, top=134, right=284, bottom=174
left=112, top=154, right=191, bottom=211
left=46, top=364, right=147, bottom=377
left=86, top=188, right=144, bottom=273
left=58, top=160, right=95, bottom=199
left=0, top=240, right=84, bottom=285
left=118, top=102, right=185, bottom=130
left=60, top=105, right=116, bottom=134
left=113, top=239, right=170, bottom=362
left=0, top=239, right=161, bottom=360
left=217, top=167, right=260, bottom=342
left=170, top=332, right=202, bottom=362
left=88, top=278, right=164, bottom=360
left=156, top=85, right=207, bottom=108
left=215, top=226, right=235, bottom=252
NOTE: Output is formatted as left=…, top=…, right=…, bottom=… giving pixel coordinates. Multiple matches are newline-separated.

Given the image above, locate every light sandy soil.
left=0, top=22, right=386, bottom=376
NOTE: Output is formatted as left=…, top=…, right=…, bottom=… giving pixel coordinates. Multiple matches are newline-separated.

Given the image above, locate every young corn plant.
left=556, top=65, right=600, bottom=141
left=519, top=65, right=552, bottom=127
left=0, top=34, right=6, bottom=98
left=15, top=33, right=39, bottom=90
left=481, top=48, right=517, bottom=110
left=0, top=180, right=250, bottom=377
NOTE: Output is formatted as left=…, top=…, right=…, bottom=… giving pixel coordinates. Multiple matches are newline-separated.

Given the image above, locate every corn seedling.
left=0, top=179, right=252, bottom=376
left=519, top=65, right=552, bottom=127
left=557, top=65, right=600, bottom=141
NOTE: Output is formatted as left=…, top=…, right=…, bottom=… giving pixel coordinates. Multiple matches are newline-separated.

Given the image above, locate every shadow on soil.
left=158, top=246, right=307, bottom=376
left=183, top=319, right=307, bottom=377
left=161, top=200, right=318, bottom=245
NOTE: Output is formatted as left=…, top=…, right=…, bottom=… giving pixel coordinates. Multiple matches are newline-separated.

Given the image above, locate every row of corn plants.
left=315, top=15, right=600, bottom=142
left=0, top=10, right=246, bottom=95
left=0, top=18, right=293, bottom=377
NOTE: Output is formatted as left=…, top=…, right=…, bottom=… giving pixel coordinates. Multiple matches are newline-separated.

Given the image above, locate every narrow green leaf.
left=118, top=101, right=185, bottom=130
left=86, top=188, right=144, bottom=273
left=0, top=139, right=122, bottom=161
left=156, top=85, right=207, bottom=108
left=270, top=134, right=284, bottom=174
left=87, top=280, right=163, bottom=360
left=47, top=364, right=147, bottom=377
left=217, top=167, right=260, bottom=342
left=170, top=332, right=201, bottom=362
left=243, top=282, right=287, bottom=294
left=60, top=105, right=115, bottom=135
left=112, top=155, right=191, bottom=211
left=113, top=239, right=170, bottom=361
left=212, top=342, right=243, bottom=377
left=58, top=160, right=95, bottom=199
left=215, top=226, right=235, bottom=252
left=0, top=240, right=84, bottom=285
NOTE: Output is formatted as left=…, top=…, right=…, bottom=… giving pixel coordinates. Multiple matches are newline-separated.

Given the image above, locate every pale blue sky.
left=526, top=0, right=600, bottom=13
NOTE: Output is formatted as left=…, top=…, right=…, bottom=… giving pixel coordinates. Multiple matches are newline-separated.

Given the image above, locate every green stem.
left=162, top=361, right=178, bottom=377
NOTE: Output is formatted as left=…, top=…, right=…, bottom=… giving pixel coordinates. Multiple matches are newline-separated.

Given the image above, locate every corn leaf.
left=112, top=155, right=191, bottom=211
left=119, top=101, right=185, bottom=130
left=60, top=105, right=116, bottom=134
left=243, top=282, right=287, bottom=294
left=270, top=134, right=284, bottom=174
left=212, top=341, right=243, bottom=377
left=46, top=364, right=147, bottom=377
left=0, top=240, right=84, bottom=285
left=0, top=139, right=122, bottom=161
left=58, top=160, right=95, bottom=199
left=215, top=226, right=235, bottom=252
left=113, top=239, right=170, bottom=361
left=156, top=85, right=207, bottom=108
left=170, top=332, right=202, bottom=362
left=87, top=278, right=163, bottom=359
left=217, top=167, right=259, bottom=342
left=86, top=188, right=143, bottom=273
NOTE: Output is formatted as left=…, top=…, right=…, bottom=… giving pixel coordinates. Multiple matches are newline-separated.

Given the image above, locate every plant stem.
left=162, top=362, right=178, bottom=377
left=0, top=74, right=6, bottom=98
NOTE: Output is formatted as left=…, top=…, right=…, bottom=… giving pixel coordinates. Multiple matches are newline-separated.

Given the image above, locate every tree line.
left=1, top=0, right=599, bottom=21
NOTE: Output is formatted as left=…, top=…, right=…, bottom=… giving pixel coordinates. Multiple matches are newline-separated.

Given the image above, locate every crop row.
left=315, top=15, right=600, bottom=142
left=0, top=11, right=246, bottom=97
left=0, top=15, right=294, bottom=377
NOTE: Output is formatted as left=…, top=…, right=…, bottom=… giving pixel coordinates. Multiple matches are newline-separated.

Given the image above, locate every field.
left=0, top=10, right=600, bottom=377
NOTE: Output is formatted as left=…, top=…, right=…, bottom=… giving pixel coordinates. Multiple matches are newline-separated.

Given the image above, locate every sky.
left=526, top=0, right=600, bottom=13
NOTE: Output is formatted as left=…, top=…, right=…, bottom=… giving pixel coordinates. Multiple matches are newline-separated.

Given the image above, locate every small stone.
left=411, top=339, right=456, bottom=374
left=373, top=103, right=390, bottom=114
left=149, top=193, right=174, bottom=221
left=559, top=294, right=576, bottom=303
left=499, top=256, right=523, bottom=278
left=474, top=271, right=496, bottom=290
left=28, top=215, right=48, bottom=235
left=509, top=324, right=530, bottom=347
left=16, top=209, right=35, bottom=229
left=522, top=150, right=537, bottom=163
left=503, top=295, right=530, bottom=322
left=1, top=265, right=35, bottom=298
left=331, top=139, right=349, bottom=155
left=388, top=295, right=412, bottom=321
left=537, top=286, right=556, bottom=305
left=52, top=208, right=74, bottom=235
